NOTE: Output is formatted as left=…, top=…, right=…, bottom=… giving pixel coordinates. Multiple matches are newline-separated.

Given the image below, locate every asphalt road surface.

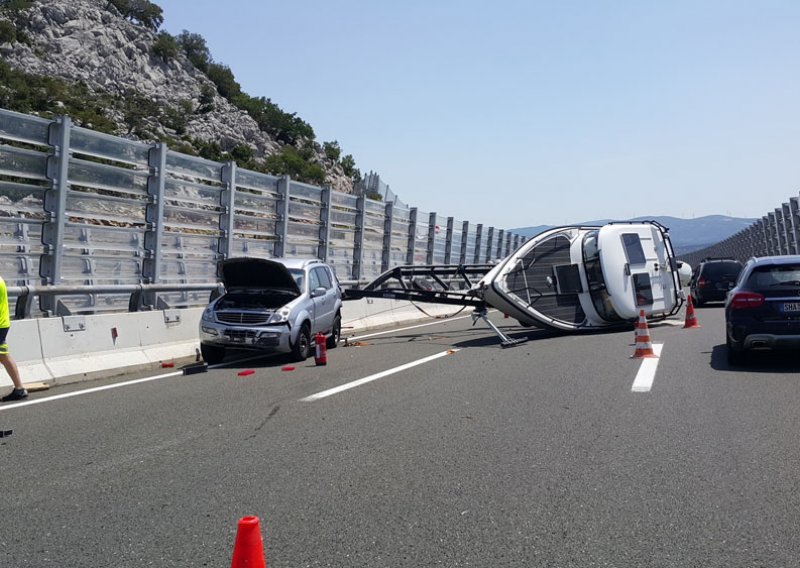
left=2, top=306, right=800, bottom=567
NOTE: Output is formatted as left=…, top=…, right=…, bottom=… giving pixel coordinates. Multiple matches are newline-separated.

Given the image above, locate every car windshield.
left=289, top=269, right=305, bottom=291
left=747, top=265, right=800, bottom=288
left=702, top=262, right=742, bottom=279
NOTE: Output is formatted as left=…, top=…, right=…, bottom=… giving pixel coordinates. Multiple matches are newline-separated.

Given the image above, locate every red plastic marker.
left=161, top=362, right=175, bottom=368
left=237, top=369, right=255, bottom=377
left=281, top=366, right=295, bottom=372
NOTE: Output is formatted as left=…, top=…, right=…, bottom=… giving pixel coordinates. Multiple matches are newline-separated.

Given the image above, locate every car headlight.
left=268, top=306, right=291, bottom=324
left=201, top=306, right=215, bottom=322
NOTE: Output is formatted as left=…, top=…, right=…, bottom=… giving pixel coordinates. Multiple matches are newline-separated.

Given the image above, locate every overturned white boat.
left=475, top=221, right=684, bottom=331
left=344, top=221, right=685, bottom=345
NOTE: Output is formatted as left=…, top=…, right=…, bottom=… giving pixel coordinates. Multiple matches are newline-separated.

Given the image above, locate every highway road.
left=2, top=306, right=800, bottom=567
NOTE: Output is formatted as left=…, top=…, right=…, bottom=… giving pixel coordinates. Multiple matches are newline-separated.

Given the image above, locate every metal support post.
left=353, top=195, right=366, bottom=281
left=407, top=208, right=418, bottom=265
left=382, top=200, right=394, bottom=272
left=444, top=217, right=454, bottom=264
left=474, top=224, right=483, bottom=263
left=485, top=227, right=494, bottom=262
left=275, top=175, right=290, bottom=258
left=426, top=212, right=437, bottom=265
left=319, top=186, right=332, bottom=262
left=220, top=160, right=237, bottom=260
left=143, top=143, right=167, bottom=286
left=460, top=221, right=469, bottom=265
left=40, top=115, right=72, bottom=314
left=790, top=197, right=800, bottom=254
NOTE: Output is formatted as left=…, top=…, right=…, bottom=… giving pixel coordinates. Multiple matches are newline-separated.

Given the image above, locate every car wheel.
left=327, top=312, right=341, bottom=349
left=726, top=336, right=745, bottom=366
left=291, top=323, right=311, bottom=362
left=693, top=294, right=704, bottom=307
left=200, top=343, right=225, bottom=365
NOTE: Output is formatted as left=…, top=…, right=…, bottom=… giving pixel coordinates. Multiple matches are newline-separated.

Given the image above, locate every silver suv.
left=199, top=258, right=342, bottom=364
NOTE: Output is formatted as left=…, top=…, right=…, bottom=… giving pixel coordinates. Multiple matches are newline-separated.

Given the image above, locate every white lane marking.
left=0, top=353, right=272, bottom=412
left=301, top=349, right=459, bottom=402
left=631, top=343, right=664, bottom=393
left=345, top=310, right=497, bottom=342
left=1, top=311, right=487, bottom=411
left=0, top=370, right=184, bottom=411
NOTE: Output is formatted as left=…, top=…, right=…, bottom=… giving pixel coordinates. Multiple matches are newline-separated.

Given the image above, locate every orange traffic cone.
left=230, top=516, right=266, bottom=568
left=683, top=296, right=701, bottom=328
left=631, top=310, right=658, bottom=358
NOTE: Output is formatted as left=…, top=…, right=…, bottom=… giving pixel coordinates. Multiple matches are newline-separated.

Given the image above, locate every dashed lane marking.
left=631, top=343, right=664, bottom=393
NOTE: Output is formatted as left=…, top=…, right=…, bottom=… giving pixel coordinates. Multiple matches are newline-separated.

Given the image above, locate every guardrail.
left=0, top=107, right=525, bottom=319
left=683, top=196, right=800, bottom=267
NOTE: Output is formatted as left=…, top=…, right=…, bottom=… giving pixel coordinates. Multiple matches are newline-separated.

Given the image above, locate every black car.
left=689, top=258, right=743, bottom=306
left=725, top=255, right=800, bottom=364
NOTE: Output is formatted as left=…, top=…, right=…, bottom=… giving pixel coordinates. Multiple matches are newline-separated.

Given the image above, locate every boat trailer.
left=343, top=264, right=528, bottom=348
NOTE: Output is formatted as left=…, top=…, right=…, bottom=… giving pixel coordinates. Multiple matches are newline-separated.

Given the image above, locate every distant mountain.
left=510, top=215, right=757, bottom=257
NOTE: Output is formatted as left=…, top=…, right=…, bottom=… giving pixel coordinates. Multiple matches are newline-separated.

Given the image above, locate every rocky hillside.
left=0, top=0, right=356, bottom=192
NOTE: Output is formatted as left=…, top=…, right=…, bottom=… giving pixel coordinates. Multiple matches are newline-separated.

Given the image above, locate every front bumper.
left=200, top=323, right=292, bottom=352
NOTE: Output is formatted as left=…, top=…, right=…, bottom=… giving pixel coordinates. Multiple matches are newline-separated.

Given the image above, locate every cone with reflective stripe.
left=631, top=309, right=657, bottom=358
left=230, top=516, right=266, bottom=568
left=683, top=295, right=701, bottom=328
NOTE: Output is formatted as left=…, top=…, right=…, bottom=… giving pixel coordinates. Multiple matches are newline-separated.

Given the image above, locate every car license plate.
left=782, top=302, right=800, bottom=313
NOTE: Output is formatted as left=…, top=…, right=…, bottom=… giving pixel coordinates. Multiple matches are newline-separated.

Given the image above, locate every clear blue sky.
left=155, top=0, right=800, bottom=229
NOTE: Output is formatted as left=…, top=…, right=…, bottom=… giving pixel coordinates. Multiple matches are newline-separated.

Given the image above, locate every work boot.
left=1, top=388, right=28, bottom=402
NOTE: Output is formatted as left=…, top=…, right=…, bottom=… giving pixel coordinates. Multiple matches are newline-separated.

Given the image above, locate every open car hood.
left=219, top=258, right=301, bottom=295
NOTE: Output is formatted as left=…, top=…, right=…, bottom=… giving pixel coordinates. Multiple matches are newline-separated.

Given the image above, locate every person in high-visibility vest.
left=0, top=275, right=27, bottom=402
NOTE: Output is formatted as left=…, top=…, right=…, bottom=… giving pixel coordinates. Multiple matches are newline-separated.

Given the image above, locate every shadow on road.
left=709, top=344, right=800, bottom=373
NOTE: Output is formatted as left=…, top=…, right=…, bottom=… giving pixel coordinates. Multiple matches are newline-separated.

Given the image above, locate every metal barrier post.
left=353, top=195, right=366, bottom=280
left=319, top=186, right=332, bottom=262
left=407, top=208, right=417, bottom=265
left=486, top=227, right=495, bottom=262
left=444, top=217, right=454, bottom=264
left=144, top=143, right=167, bottom=285
left=40, top=115, right=72, bottom=315
left=220, top=160, right=237, bottom=260
left=474, top=224, right=483, bottom=263
left=426, top=212, right=436, bottom=265
left=460, top=221, right=469, bottom=265
left=275, top=175, right=290, bottom=258
left=382, top=200, right=394, bottom=272
left=790, top=196, right=800, bottom=254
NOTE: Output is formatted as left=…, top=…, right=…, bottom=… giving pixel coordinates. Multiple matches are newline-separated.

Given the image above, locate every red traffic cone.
left=631, top=310, right=658, bottom=358
left=683, top=296, right=701, bottom=328
left=230, top=516, right=266, bottom=568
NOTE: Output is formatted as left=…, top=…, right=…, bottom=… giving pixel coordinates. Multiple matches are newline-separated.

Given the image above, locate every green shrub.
left=264, top=147, right=326, bottom=185
left=0, top=1, right=33, bottom=13
left=323, top=140, right=341, bottom=162
left=206, top=62, right=241, bottom=99
left=232, top=94, right=314, bottom=145
left=106, top=0, right=163, bottom=31
left=177, top=30, right=211, bottom=72
left=0, top=20, right=15, bottom=43
left=151, top=31, right=179, bottom=63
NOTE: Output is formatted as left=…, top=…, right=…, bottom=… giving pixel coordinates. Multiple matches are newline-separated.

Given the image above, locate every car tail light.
left=698, top=277, right=708, bottom=288
left=730, top=291, right=765, bottom=309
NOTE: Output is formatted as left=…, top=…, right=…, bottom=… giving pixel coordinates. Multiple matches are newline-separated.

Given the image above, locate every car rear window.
left=701, top=262, right=742, bottom=279
left=746, top=265, right=800, bottom=288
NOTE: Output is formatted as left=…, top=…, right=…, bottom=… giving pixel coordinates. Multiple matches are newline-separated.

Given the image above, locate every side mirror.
left=311, top=286, right=327, bottom=298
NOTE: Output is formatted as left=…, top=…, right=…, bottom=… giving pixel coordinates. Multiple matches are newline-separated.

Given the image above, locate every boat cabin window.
left=582, top=231, right=622, bottom=322
left=621, top=233, right=647, bottom=265
left=633, top=273, right=653, bottom=307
